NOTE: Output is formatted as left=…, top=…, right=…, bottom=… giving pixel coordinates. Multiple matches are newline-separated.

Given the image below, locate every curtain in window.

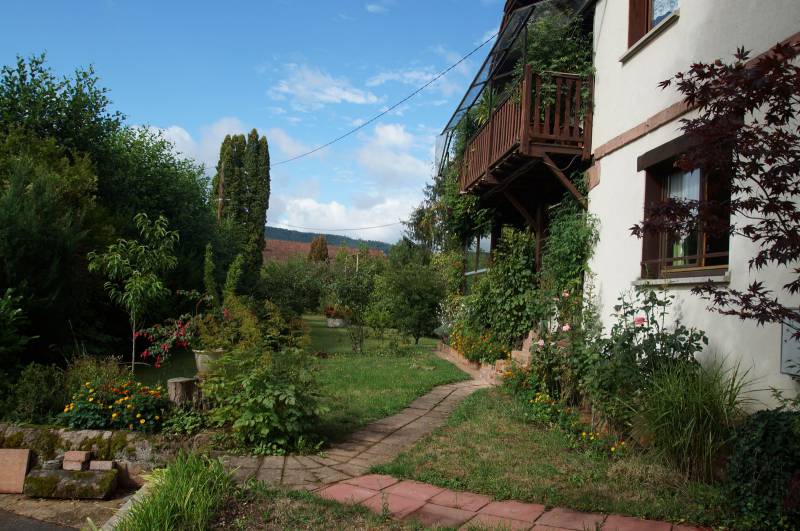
left=651, top=0, right=678, bottom=27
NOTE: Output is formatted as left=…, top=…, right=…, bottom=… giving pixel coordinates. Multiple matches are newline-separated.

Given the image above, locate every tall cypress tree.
left=211, top=129, right=270, bottom=284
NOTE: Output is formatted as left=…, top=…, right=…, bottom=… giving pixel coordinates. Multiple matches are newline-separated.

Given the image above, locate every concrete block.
left=63, top=460, right=88, bottom=471
left=0, top=449, right=32, bottom=493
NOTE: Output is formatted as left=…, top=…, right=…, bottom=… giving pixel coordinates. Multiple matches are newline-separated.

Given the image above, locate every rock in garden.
left=41, top=458, right=63, bottom=470
left=64, top=450, right=92, bottom=462
left=24, top=469, right=118, bottom=500
left=89, top=460, right=116, bottom=471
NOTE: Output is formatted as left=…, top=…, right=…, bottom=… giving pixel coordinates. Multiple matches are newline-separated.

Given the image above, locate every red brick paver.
left=343, top=473, right=399, bottom=491
left=384, top=479, right=446, bottom=501
left=361, top=492, right=426, bottom=518
left=536, top=507, right=605, bottom=530
left=479, top=500, right=547, bottom=523
left=465, top=513, right=533, bottom=530
left=603, top=515, right=672, bottom=531
left=406, top=503, right=476, bottom=527
left=430, top=489, right=492, bottom=512
left=317, top=483, right=377, bottom=504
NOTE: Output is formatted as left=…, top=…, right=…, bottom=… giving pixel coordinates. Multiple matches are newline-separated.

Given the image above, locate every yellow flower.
left=84, top=382, right=90, bottom=387
left=620, top=441, right=625, bottom=446
left=139, top=419, right=145, bottom=425
left=581, top=432, right=586, bottom=438
left=611, top=446, right=616, bottom=452
left=112, top=413, right=118, bottom=418
left=127, top=404, right=132, bottom=409
left=155, top=416, right=160, bottom=421
left=136, top=413, right=141, bottom=418
left=63, top=407, right=69, bottom=413
left=88, top=397, right=94, bottom=402
left=89, top=389, right=94, bottom=393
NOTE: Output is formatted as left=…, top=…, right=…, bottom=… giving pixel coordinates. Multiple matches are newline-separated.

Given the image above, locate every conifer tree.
left=308, top=235, right=329, bottom=262
left=211, top=129, right=270, bottom=284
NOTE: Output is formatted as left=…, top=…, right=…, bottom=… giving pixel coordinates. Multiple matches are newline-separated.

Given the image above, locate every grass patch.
left=304, top=314, right=439, bottom=354
left=116, top=453, right=233, bottom=531
left=375, top=388, right=726, bottom=526
left=212, top=481, right=431, bottom=530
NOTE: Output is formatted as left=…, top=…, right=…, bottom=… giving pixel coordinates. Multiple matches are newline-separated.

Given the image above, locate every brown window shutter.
left=628, top=0, right=649, bottom=48
left=641, top=170, right=662, bottom=278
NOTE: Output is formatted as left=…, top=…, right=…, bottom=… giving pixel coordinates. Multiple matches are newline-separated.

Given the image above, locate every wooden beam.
left=483, top=158, right=539, bottom=201
left=503, top=190, right=536, bottom=228
left=541, top=153, right=587, bottom=209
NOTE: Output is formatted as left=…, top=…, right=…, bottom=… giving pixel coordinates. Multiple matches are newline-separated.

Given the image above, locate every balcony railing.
left=460, top=66, right=593, bottom=192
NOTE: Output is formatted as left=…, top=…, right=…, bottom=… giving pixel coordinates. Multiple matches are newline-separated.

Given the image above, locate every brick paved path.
left=221, top=376, right=702, bottom=530
left=317, top=474, right=704, bottom=530
left=221, top=379, right=489, bottom=490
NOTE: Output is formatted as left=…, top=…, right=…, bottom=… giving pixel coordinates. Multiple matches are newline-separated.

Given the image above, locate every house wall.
left=588, top=0, right=800, bottom=407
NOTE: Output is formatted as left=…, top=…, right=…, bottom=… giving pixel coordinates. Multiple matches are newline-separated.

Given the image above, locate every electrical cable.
left=270, top=32, right=499, bottom=166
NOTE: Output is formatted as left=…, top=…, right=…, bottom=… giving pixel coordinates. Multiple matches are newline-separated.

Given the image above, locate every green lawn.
left=136, top=315, right=470, bottom=443
left=375, top=387, right=726, bottom=527
left=307, top=315, right=469, bottom=441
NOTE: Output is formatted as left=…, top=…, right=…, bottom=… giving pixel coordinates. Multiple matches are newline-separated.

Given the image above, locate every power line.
left=268, top=220, right=404, bottom=232
left=270, top=32, right=498, bottom=166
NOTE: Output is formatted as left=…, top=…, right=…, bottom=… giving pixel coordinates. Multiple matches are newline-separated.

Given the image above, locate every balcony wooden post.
left=582, top=75, right=594, bottom=160
left=520, top=64, right=532, bottom=155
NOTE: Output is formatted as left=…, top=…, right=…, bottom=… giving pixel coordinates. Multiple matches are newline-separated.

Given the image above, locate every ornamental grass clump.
left=116, top=452, right=232, bottom=531
left=633, top=360, right=750, bottom=482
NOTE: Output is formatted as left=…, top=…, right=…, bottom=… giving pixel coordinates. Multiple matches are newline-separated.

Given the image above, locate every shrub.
left=260, top=257, right=325, bottom=316
left=203, top=348, right=327, bottom=453
left=634, top=361, right=749, bottom=481
left=6, top=363, right=68, bottom=423
left=62, top=378, right=170, bottom=432
left=586, top=289, right=708, bottom=429
left=0, top=289, right=31, bottom=368
left=162, top=408, right=206, bottom=437
left=116, top=452, right=233, bottom=531
left=64, top=354, right=127, bottom=397
left=725, top=408, right=800, bottom=530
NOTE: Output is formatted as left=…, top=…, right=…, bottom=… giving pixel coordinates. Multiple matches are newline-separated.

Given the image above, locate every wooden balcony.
left=460, top=66, right=593, bottom=193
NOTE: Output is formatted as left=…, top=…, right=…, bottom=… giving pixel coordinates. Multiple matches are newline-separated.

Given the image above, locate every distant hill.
left=264, top=226, right=393, bottom=254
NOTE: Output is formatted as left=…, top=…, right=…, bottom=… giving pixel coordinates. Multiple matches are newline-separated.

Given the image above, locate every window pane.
left=651, top=0, right=678, bottom=27
left=666, top=168, right=699, bottom=266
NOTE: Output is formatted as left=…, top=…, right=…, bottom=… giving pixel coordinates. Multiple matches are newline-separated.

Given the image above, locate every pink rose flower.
left=562, top=290, right=570, bottom=298
left=537, top=339, right=545, bottom=348
left=634, top=316, right=647, bottom=327
left=561, top=324, right=571, bottom=332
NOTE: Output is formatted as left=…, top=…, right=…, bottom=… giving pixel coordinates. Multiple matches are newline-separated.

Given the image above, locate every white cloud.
left=270, top=194, right=417, bottom=243
left=365, top=3, right=386, bottom=13
left=152, top=116, right=247, bottom=174
left=267, top=127, right=312, bottom=159
left=367, top=65, right=464, bottom=98
left=269, top=64, right=379, bottom=111
left=356, top=123, right=431, bottom=185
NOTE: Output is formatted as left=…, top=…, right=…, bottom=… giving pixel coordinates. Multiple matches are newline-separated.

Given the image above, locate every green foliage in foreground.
left=725, top=408, right=800, bottom=530
left=116, top=453, right=233, bottom=531
left=376, top=388, right=725, bottom=526
left=634, top=360, right=750, bottom=482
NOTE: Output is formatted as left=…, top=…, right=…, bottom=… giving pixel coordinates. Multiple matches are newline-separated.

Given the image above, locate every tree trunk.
left=167, top=377, right=201, bottom=408
left=130, top=316, right=136, bottom=373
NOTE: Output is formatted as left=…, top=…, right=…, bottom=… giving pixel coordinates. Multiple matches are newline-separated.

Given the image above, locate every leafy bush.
left=586, top=289, right=708, bottom=429
left=328, top=251, right=382, bottom=353
left=62, top=379, right=170, bottom=432
left=64, top=354, right=127, bottom=397
left=450, top=228, right=537, bottom=362
left=203, top=348, right=327, bottom=453
left=163, top=408, right=206, bottom=437
left=634, top=361, right=749, bottom=481
left=0, top=289, right=31, bottom=368
left=260, top=257, right=326, bottom=316
left=6, top=363, right=68, bottom=423
left=725, top=408, right=800, bottom=530
left=116, top=452, right=233, bottom=531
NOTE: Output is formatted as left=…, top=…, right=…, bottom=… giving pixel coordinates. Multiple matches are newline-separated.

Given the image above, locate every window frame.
left=640, top=155, right=730, bottom=280
left=626, top=0, right=679, bottom=51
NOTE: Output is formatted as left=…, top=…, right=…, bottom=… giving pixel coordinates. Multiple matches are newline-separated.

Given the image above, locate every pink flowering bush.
left=136, top=314, right=193, bottom=367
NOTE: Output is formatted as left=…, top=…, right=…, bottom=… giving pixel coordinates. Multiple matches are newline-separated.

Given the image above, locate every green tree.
left=308, top=235, right=329, bottom=262
left=88, top=213, right=179, bottom=371
left=377, top=239, right=445, bottom=343
left=211, top=129, right=270, bottom=284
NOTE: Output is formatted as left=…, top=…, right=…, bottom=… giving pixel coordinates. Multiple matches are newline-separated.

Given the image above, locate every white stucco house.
left=438, top=0, right=800, bottom=407
left=588, top=0, right=800, bottom=406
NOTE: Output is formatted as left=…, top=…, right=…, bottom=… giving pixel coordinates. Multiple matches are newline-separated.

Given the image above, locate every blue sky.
left=1, top=0, right=504, bottom=243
